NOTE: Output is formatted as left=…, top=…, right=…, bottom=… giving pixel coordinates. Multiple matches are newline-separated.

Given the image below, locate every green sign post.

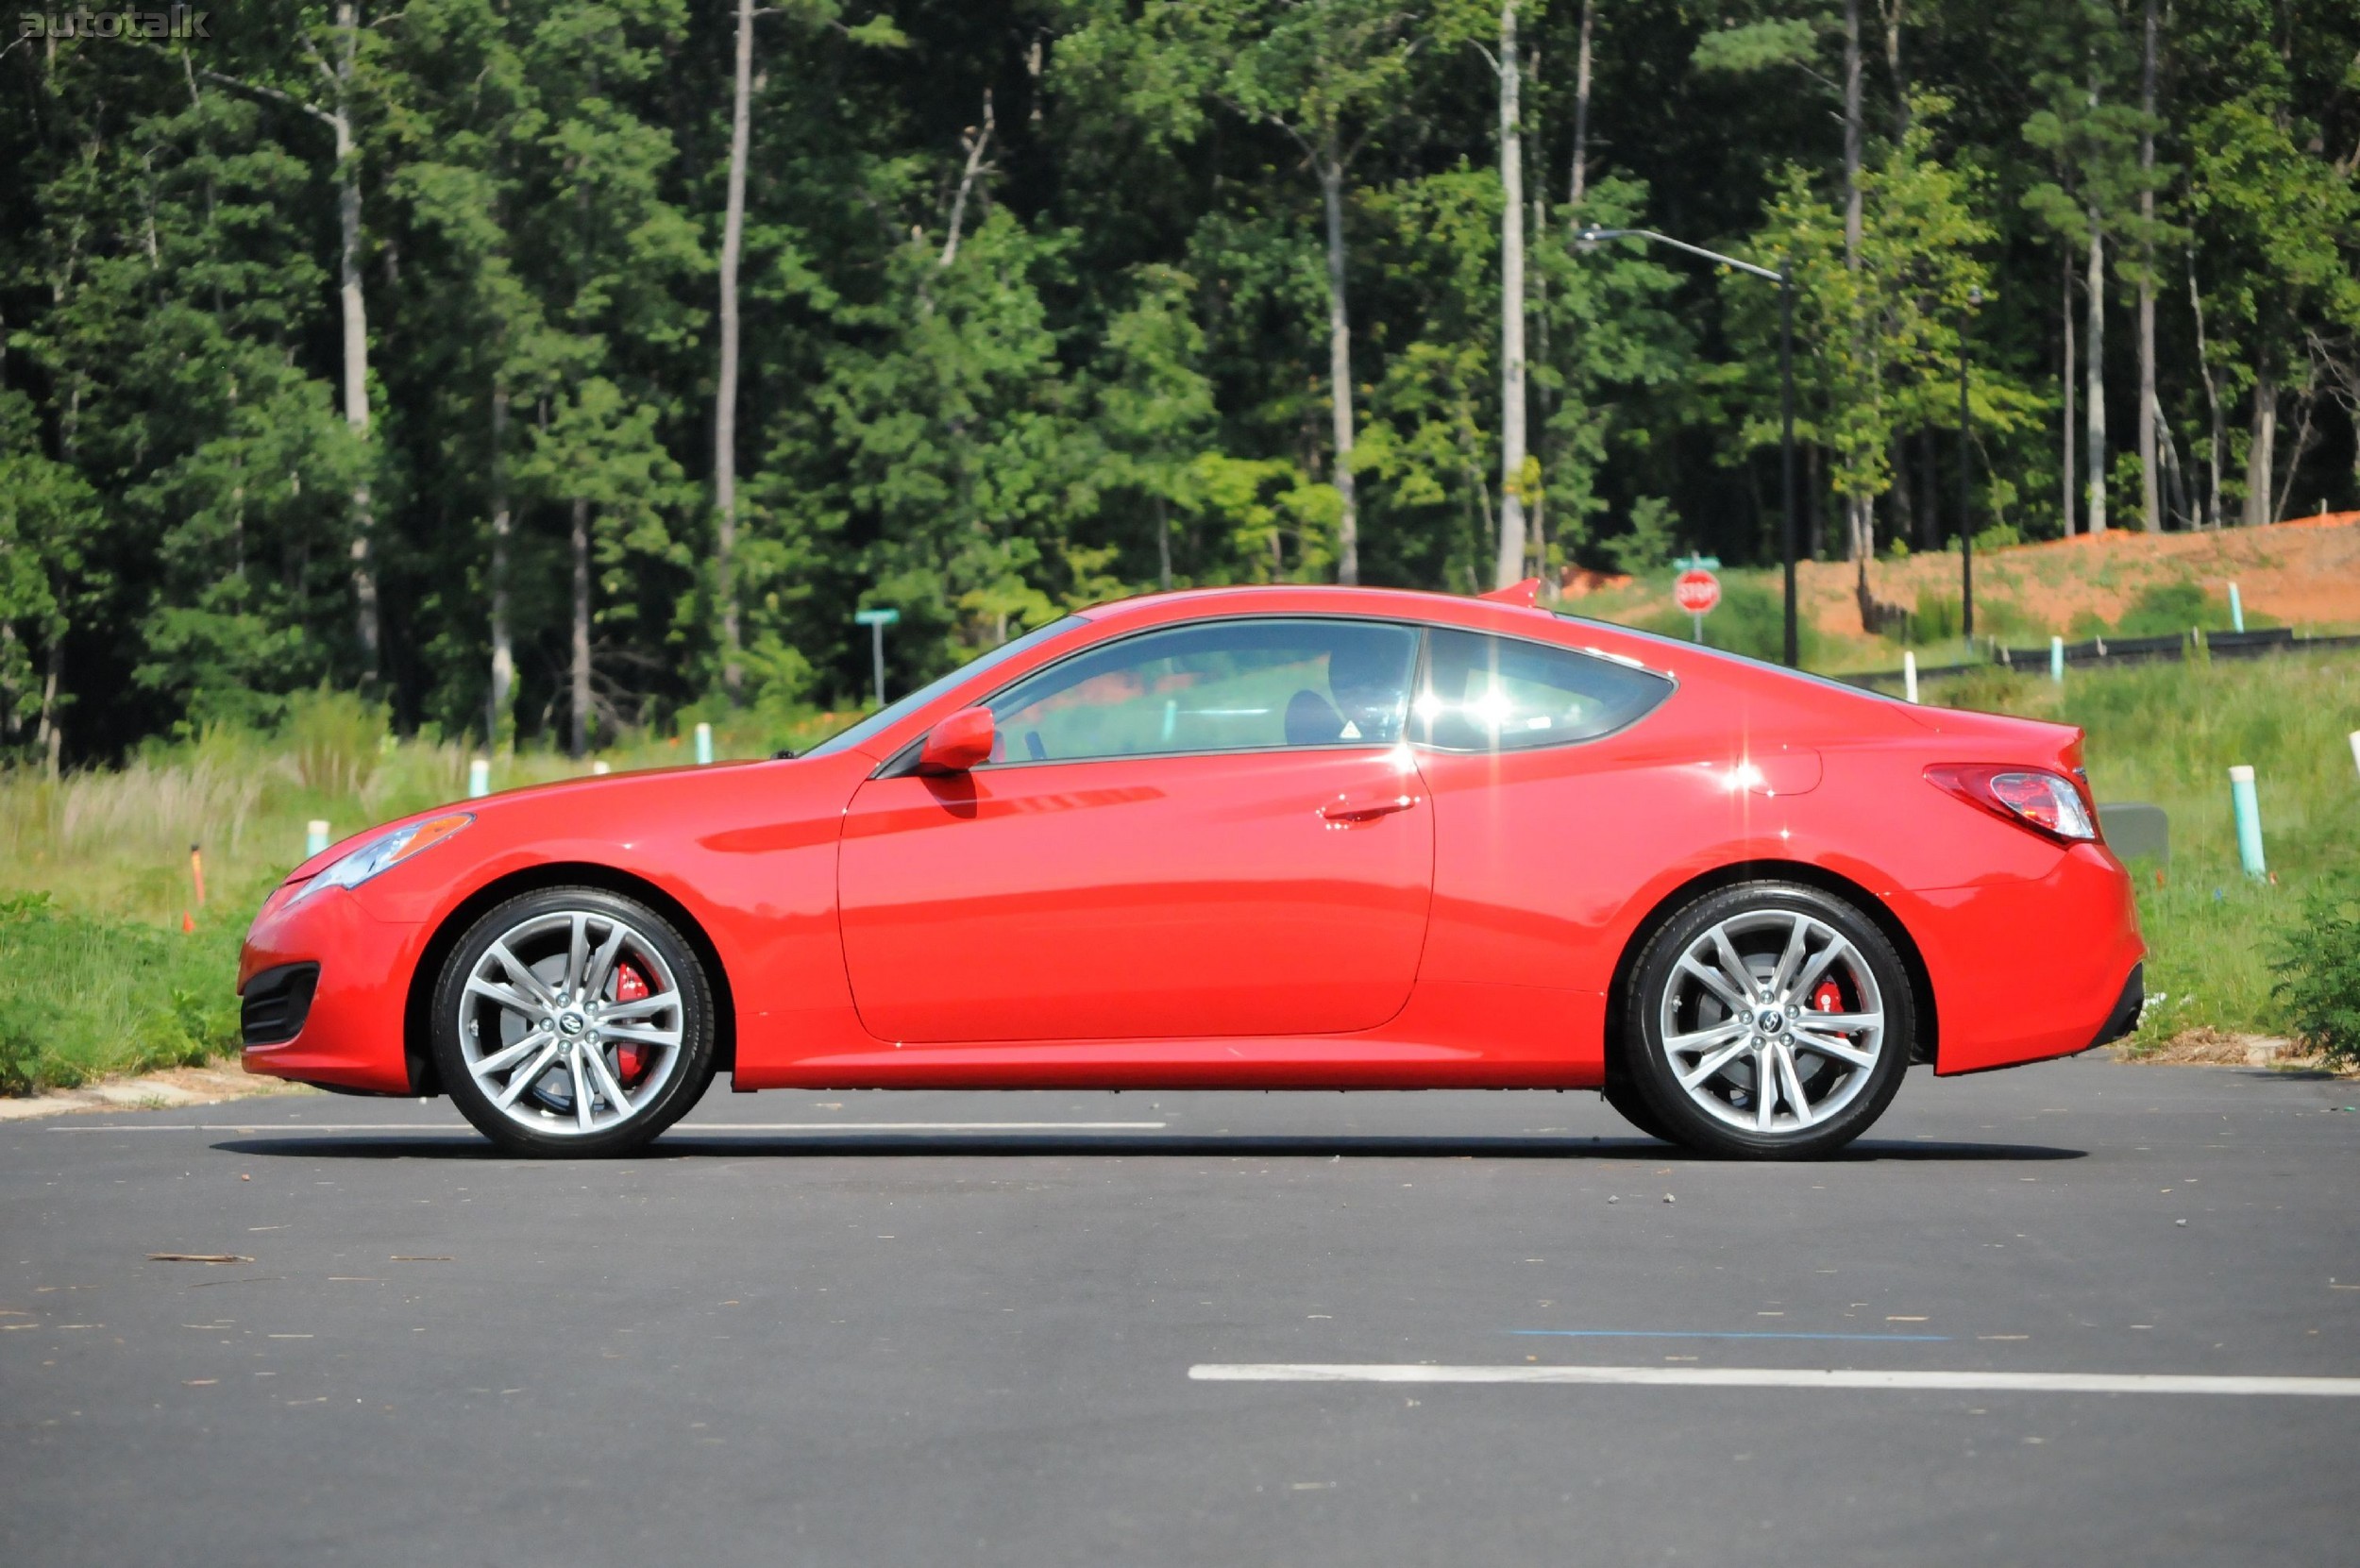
left=853, top=607, right=900, bottom=705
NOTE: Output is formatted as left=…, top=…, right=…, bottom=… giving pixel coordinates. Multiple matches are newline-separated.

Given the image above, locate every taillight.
left=1925, top=765, right=2099, bottom=845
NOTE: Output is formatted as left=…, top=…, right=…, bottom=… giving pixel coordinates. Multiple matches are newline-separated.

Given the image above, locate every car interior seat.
left=1284, top=689, right=1346, bottom=746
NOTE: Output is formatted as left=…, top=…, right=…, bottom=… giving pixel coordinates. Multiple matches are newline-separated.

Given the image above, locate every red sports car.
left=238, top=583, right=2144, bottom=1159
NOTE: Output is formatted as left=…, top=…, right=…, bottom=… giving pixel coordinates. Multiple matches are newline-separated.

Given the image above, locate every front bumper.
left=237, top=883, right=426, bottom=1094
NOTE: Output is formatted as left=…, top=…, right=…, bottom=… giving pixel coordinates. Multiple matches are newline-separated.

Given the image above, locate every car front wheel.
left=1623, top=883, right=1913, bottom=1159
left=430, top=886, right=716, bottom=1157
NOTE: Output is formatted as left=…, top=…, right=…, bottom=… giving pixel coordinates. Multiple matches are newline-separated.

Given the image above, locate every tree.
left=1488, top=0, right=1531, bottom=590
left=196, top=1, right=386, bottom=675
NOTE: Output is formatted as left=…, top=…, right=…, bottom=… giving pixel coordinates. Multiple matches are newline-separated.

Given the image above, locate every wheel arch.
left=401, top=862, right=739, bottom=1096
left=1600, top=860, right=1938, bottom=1082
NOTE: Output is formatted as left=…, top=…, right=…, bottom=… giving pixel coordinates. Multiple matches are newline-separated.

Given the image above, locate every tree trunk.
left=1319, top=151, right=1360, bottom=584
left=1805, top=444, right=1823, bottom=560
left=711, top=0, right=753, bottom=696
left=1842, top=0, right=1865, bottom=565
left=2189, top=253, right=2223, bottom=529
left=1889, top=434, right=1915, bottom=547
left=2062, top=246, right=2078, bottom=535
left=331, top=2, right=379, bottom=679
left=1880, top=0, right=1909, bottom=137
left=2242, top=374, right=2277, bottom=527
left=1493, top=0, right=1528, bottom=591
left=1155, top=494, right=1172, bottom=590
left=1842, top=0, right=1863, bottom=263
left=487, top=379, right=514, bottom=746
left=569, top=496, right=591, bottom=759
left=36, top=637, right=60, bottom=777
left=1567, top=0, right=1594, bottom=210
left=1917, top=426, right=1939, bottom=549
left=2084, top=199, right=2107, bottom=534
left=2137, top=0, right=2161, bottom=531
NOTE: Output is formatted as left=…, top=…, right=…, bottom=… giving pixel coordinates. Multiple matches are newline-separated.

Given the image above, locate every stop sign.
left=1674, top=567, right=1721, bottom=615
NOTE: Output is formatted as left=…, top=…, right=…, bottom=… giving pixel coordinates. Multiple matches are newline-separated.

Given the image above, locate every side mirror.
left=918, top=706, right=996, bottom=774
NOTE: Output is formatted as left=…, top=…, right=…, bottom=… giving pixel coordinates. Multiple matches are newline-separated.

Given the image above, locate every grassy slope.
left=2, top=655, right=2352, bottom=1088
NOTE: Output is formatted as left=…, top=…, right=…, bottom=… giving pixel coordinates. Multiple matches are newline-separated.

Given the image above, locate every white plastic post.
left=1903, top=650, right=1920, bottom=704
left=2228, top=765, right=2267, bottom=878
left=467, top=757, right=491, bottom=799
left=591, top=761, right=612, bottom=776
left=2349, top=730, right=2360, bottom=782
left=2228, top=582, right=2245, bottom=632
left=695, top=721, right=714, bottom=766
left=306, top=819, right=329, bottom=858
left=2049, top=635, right=2065, bottom=683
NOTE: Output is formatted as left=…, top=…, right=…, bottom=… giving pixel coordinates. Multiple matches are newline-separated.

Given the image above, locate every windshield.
left=798, top=616, right=1088, bottom=759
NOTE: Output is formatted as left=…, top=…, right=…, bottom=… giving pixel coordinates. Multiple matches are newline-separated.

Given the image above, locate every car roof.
left=1077, top=583, right=1566, bottom=637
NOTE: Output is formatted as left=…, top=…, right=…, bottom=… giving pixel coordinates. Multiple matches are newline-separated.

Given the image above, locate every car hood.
left=278, top=759, right=770, bottom=885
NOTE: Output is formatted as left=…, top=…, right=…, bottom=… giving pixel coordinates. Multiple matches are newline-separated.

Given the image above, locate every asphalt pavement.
left=4, top=1055, right=2357, bottom=1566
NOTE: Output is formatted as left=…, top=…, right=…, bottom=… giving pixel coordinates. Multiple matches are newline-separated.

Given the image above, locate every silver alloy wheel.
left=454, top=909, right=686, bottom=1138
left=1655, top=908, right=1886, bottom=1137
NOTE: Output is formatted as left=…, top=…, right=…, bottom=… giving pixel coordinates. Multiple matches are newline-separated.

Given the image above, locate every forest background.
left=5, top=0, right=2358, bottom=765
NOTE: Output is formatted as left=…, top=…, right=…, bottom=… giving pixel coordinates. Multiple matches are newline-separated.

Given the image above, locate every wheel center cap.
left=1757, top=1009, right=1786, bottom=1035
left=557, top=1011, right=586, bottom=1037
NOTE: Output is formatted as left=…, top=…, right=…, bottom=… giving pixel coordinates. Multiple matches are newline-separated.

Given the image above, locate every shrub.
left=2272, top=877, right=2360, bottom=1065
left=285, top=686, right=390, bottom=798
left=1632, top=577, right=1822, bottom=666
left=2110, top=581, right=2275, bottom=638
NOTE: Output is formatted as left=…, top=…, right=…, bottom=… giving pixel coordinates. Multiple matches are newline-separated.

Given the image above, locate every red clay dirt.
left=1795, top=511, right=2360, bottom=641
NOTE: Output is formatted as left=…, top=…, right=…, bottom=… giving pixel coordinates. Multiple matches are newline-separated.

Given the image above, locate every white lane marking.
left=45, top=1120, right=1169, bottom=1134
left=1188, top=1364, right=2360, bottom=1397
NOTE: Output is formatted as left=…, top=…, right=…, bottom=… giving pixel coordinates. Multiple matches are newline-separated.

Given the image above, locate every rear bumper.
left=2091, top=961, right=2145, bottom=1050
left=1908, top=843, right=2147, bottom=1076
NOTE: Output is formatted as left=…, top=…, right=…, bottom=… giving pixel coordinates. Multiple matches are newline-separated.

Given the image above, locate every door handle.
left=1320, top=794, right=1419, bottom=824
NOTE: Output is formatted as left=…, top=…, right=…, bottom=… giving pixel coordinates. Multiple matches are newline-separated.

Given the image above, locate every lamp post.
left=1577, top=228, right=1799, bottom=667
left=1958, top=287, right=1982, bottom=642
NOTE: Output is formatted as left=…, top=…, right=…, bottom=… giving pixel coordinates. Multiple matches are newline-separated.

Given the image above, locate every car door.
left=1406, top=625, right=1680, bottom=993
left=836, top=616, right=1435, bottom=1043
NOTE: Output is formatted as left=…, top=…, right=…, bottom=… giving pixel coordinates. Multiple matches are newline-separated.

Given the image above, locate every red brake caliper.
left=613, top=962, right=652, bottom=1084
left=1811, top=980, right=1845, bottom=1023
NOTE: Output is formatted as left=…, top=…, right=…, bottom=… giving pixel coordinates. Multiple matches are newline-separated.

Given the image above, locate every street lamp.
left=1576, top=228, right=1800, bottom=667
left=1958, top=286, right=1982, bottom=642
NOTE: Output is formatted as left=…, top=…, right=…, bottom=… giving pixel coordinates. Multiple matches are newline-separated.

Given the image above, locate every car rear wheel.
left=1623, top=883, right=1913, bottom=1160
left=430, top=886, right=716, bottom=1157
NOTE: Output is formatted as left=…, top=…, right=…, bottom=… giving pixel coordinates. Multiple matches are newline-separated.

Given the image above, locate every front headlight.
left=289, top=814, right=473, bottom=903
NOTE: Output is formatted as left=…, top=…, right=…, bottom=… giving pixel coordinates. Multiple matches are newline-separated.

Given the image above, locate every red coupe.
left=238, top=583, right=2144, bottom=1159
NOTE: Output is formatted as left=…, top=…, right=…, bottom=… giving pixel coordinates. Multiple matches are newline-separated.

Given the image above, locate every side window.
left=986, top=618, right=1419, bottom=765
left=1412, top=628, right=1673, bottom=752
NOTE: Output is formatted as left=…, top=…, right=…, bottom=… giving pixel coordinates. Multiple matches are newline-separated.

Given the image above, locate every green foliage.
left=2272, top=877, right=2360, bottom=1065
left=0, top=893, right=243, bottom=1092
left=1606, top=497, right=1679, bottom=575
left=0, top=0, right=2356, bottom=768
left=2110, top=582, right=2271, bottom=637
left=284, top=688, right=392, bottom=799
left=1631, top=576, right=1822, bottom=666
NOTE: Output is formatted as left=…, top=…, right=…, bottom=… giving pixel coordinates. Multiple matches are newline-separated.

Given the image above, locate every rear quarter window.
left=1413, top=627, right=1675, bottom=751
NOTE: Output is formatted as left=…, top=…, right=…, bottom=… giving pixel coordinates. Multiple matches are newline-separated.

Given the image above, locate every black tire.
left=1602, top=1078, right=1681, bottom=1144
left=1621, top=882, right=1913, bottom=1160
left=430, top=886, right=716, bottom=1157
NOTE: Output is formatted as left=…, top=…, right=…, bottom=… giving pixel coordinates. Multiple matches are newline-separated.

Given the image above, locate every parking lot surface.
left=5, top=1056, right=2357, bottom=1566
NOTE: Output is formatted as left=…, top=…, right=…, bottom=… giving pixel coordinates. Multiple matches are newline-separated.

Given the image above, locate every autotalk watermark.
left=18, top=7, right=211, bottom=38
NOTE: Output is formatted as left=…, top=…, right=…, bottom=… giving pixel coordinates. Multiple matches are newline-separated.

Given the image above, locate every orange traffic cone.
left=181, top=911, right=195, bottom=934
